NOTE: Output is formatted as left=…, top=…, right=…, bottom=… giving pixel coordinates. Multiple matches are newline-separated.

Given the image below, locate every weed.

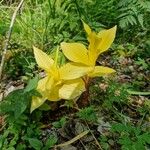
left=76, top=107, right=97, bottom=122
left=111, top=123, right=150, bottom=150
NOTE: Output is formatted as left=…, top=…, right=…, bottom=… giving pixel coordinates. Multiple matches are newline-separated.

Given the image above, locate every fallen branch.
left=55, top=130, right=89, bottom=148
left=0, top=0, right=24, bottom=80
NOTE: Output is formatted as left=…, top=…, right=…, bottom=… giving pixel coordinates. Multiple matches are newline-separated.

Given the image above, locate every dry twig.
left=0, top=0, right=24, bottom=80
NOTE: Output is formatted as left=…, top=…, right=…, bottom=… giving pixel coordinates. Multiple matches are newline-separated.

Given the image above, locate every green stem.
left=127, top=90, right=150, bottom=96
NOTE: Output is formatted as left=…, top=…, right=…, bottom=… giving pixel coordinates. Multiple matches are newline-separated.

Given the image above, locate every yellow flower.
left=61, top=21, right=117, bottom=77
left=31, top=47, right=92, bottom=112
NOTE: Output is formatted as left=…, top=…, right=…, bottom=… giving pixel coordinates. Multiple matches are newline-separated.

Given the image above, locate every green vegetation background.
left=0, top=0, right=150, bottom=150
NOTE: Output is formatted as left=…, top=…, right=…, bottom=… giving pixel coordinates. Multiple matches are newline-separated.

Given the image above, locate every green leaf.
left=16, top=144, right=26, bottom=150
left=7, top=147, right=15, bottom=150
left=52, top=117, right=67, bottom=128
left=137, top=14, right=144, bottom=28
left=39, top=103, right=51, bottom=111
left=0, top=89, right=29, bottom=119
left=28, top=138, right=43, bottom=150
left=76, top=107, right=97, bottom=122
left=133, top=141, right=145, bottom=150
left=24, top=76, right=39, bottom=93
left=0, top=135, right=4, bottom=149
left=111, top=123, right=126, bottom=132
left=44, top=135, right=58, bottom=150
left=138, top=133, right=150, bottom=144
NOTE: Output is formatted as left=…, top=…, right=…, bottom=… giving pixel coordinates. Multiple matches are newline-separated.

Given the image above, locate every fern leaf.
left=137, top=14, right=144, bottom=28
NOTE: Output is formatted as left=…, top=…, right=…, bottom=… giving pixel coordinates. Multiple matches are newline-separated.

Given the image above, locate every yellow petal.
left=82, top=20, right=91, bottom=35
left=61, top=42, right=89, bottom=65
left=44, top=77, right=54, bottom=91
left=88, top=66, right=116, bottom=77
left=59, top=79, right=85, bottom=99
left=47, top=84, right=61, bottom=101
left=37, top=77, right=53, bottom=97
left=33, top=46, right=54, bottom=72
left=59, top=63, right=93, bottom=80
left=30, top=77, right=50, bottom=112
left=30, top=96, right=46, bottom=113
left=88, top=32, right=102, bottom=65
left=37, top=77, right=48, bottom=92
left=97, top=26, right=117, bottom=54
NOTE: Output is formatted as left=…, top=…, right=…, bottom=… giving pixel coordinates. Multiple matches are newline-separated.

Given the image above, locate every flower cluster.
left=31, top=22, right=117, bottom=112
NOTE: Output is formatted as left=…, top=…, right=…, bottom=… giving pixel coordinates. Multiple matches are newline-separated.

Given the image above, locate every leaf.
left=52, top=117, right=67, bottom=128
left=0, top=89, right=29, bottom=119
left=127, top=15, right=137, bottom=25
left=14, top=97, right=27, bottom=119
left=24, top=76, right=39, bottom=93
left=28, top=138, right=43, bottom=150
left=138, top=133, right=150, bottom=144
left=44, top=135, right=58, bottom=150
left=0, top=135, right=4, bottom=149
left=77, top=107, right=97, bottom=122
left=111, top=123, right=126, bottom=132
left=137, top=14, right=144, bottom=28
left=133, top=141, right=145, bottom=150
left=38, top=103, right=51, bottom=111
left=16, top=144, right=26, bottom=150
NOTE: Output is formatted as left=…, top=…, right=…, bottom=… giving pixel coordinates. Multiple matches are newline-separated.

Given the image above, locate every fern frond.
left=118, top=0, right=149, bottom=29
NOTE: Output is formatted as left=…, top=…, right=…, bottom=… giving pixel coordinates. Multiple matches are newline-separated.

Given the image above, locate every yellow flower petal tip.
left=97, top=25, right=117, bottom=54
left=30, top=96, right=46, bottom=113
left=81, top=20, right=91, bottom=35
left=88, top=66, right=116, bottom=77
left=33, top=46, right=54, bottom=72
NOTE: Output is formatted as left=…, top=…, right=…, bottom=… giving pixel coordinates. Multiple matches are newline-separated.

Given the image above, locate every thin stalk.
left=78, top=76, right=90, bottom=107
left=0, top=0, right=24, bottom=80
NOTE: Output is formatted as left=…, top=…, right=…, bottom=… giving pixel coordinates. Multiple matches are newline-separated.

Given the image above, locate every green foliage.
left=24, top=75, right=39, bottom=92
left=118, top=0, right=150, bottom=29
left=11, top=0, right=83, bottom=48
left=76, top=0, right=118, bottom=27
left=76, top=107, right=97, bottom=122
left=103, top=82, right=129, bottom=109
left=28, top=138, right=43, bottom=150
left=98, top=135, right=109, bottom=150
left=0, top=1, right=150, bottom=149
left=113, top=43, right=137, bottom=57
left=0, top=124, right=20, bottom=150
left=43, top=135, right=58, bottom=150
left=111, top=123, right=150, bottom=150
left=4, top=50, right=37, bottom=79
left=135, top=57, right=149, bottom=70
left=0, top=121, right=43, bottom=150
left=0, top=77, right=40, bottom=122
left=52, top=117, right=67, bottom=128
